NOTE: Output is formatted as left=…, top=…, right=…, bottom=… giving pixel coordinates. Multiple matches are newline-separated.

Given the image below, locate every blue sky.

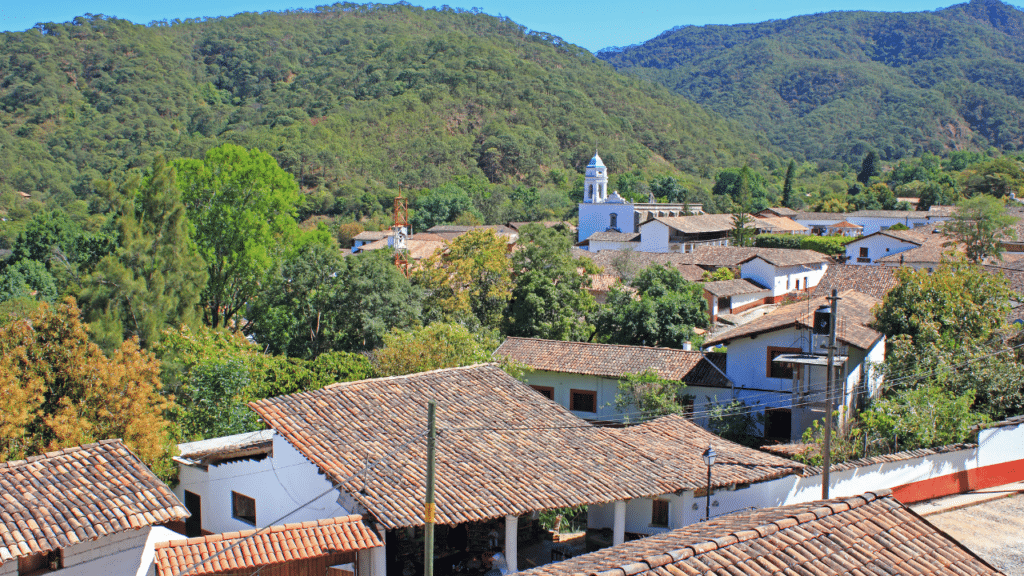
left=0, top=0, right=991, bottom=52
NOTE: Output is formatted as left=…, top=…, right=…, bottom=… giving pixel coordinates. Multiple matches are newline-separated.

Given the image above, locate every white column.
left=504, top=514, right=518, bottom=574
left=371, top=527, right=386, bottom=576
left=613, top=500, right=626, bottom=546
left=356, top=549, right=372, bottom=576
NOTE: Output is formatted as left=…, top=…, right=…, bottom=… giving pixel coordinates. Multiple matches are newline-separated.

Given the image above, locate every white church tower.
left=583, top=152, right=608, bottom=203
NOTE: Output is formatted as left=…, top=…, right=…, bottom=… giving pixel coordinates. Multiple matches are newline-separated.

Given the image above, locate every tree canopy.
left=594, top=264, right=708, bottom=348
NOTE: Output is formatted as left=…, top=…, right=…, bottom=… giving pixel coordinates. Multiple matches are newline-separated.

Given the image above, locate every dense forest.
left=598, top=0, right=1024, bottom=166
left=0, top=2, right=771, bottom=245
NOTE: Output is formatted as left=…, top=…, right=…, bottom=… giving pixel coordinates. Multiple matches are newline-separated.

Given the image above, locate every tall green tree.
left=370, top=323, right=497, bottom=377
left=857, top=151, right=880, bottom=185
left=504, top=224, right=597, bottom=341
left=334, top=250, right=424, bottom=351
left=79, top=157, right=208, bottom=350
left=594, top=264, right=708, bottom=348
left=175, top=144, right=301, bottom=328
left=731, top=212, right=756, bottom=247
left=782, top=160, right=797, bottom=209
left=614, top=369, right=689, bottom=422
left=945, top=195, right=1016, bottom=262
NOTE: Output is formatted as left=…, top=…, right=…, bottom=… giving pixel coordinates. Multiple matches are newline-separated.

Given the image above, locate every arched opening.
left=609, top=213, right=618, bottom=230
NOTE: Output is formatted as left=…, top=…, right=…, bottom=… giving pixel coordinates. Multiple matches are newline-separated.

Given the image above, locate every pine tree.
left=858, top=151, right=880, bottom=185
left=782, top=160, right=796, bottom=208
left=79, top=156, right=208, bottom=350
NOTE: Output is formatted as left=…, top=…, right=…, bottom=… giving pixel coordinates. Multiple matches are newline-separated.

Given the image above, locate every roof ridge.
left=580, top=491, right=892, bottom=576
left=319, top=362, right=500, bottom=390
left=155, top=514, right=369, bottom=550
left=0, top=438, right=125, bottom=469
left=497, top=337, right=703, bottom=355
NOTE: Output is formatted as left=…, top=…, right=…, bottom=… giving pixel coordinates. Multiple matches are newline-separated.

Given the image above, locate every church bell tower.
left=584, top=152, right=608, bottom=203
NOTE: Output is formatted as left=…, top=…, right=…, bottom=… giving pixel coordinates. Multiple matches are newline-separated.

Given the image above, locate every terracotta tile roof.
left=811, top=264, right=900, bottom=300
left=153, top=515, right=382, bottom=576
left=514, top=490, right=1002, bottom=576
left=828, top=220, right=863, bottom=229
left=704, top=290, right=883, bottom=350
left=752, top=216, right=809, bottom=233
left=174, top=430, right=274, bottom=468
left=617, top=415, right=802, bottom=488
left=249, top=365, right=796, bottom=530
left=576, top=250, right=706, bottom=281
left=794, top=211, right=847, bottom=221
left=973, top=414, right=1024, bottom=431
left=984, top=264, right=1024, bottom=295
left=0, top=440, right=188, bottom=565
left=581, top=232, right=641, bottom=244
left=702, top=278, right=768, bottom=297
left=427, top=225, right=518, bottom=235
left=877, top=236, right=964, bottom=264
left=759, top=207, right=799, bottom=217
left=759, top=442, right=815, bottom=458
left=645, top=214, right=738, bottom=234
left=353, top=230, right=391, bottom=241
left=493, top=337, right=730, bottom=387
left=250, top=365, right=678, bottom=529
left=358, top=237, right=448, bottom=260
left=928, top=205, right=956, bottom=217
left=508, top=221, right=576, bottom=232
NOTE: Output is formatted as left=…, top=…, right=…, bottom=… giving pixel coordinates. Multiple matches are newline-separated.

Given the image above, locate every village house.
left=174, top=364, right=801, bottom=576
left=811, top=263, right=900, bottom=300
left=513, top=490, right=1003, bottom=576
left=843, top=229, right=934, bottom=265
left=0, top=440, right=188, bottom=576
left=351, top=230, right=392, bottom=253
left=492, top=338, right=731, bottom=424
left=702, top=278, right=771, bottom=321
left=703, top=291, right=886, bottom=442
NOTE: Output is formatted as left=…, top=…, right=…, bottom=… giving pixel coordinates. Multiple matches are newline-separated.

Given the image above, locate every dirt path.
left=924, top=494, right=1024, bottom=576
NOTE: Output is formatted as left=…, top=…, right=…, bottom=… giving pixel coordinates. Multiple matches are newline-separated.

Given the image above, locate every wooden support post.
left=425, top=401, right=437, bottom=576
left=613, top=501, right=626, bottom=546
left=504, top=515, right=518, bottom=573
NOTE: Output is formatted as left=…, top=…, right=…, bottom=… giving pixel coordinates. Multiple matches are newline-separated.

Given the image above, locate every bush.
left=754, top=233, right=855, bottom=255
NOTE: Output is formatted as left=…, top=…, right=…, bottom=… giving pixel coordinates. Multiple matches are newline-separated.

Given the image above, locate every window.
left=18, top=550, right=61, bottom=575
left=681, top=396, right=695, bottom=420
left=185, top=491, right=202, bottom=538
left=588, top=184, right=594, bottom=197
left=570, top=389, right=597, bottom=413
left=609, top=213, right=618, bottom=229
left=764, top=409, right=792, bottom=441
left=530, top=385, right=554, bottom=400
left=232, top=491, right=256, bottom=526
left=795, top=279, right=800, bottom=290
left=859, top=247, right=868, bottom=257
left=767, top=347, right=802, bottom=379
left=651, top=500, right=669, bottom=527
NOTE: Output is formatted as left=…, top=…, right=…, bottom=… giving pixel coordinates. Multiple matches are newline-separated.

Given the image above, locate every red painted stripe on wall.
left=891, top=458, right=1024, bottom=504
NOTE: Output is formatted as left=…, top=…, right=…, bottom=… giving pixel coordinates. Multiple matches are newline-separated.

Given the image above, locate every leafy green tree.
left=860, top=386, right=987, bottom=451
left=504, top=224, right=597, bottom=341
left=175, top=144, right=301, bottom=328
left=945, top=195, right=1017, bottom=262
left=731, top=212, right=755, bottom=247
left=245, top=229, right=348, bottom=358
left=414, top=229, right=513, bottom=330
left=707, top=399, right=763, bottom=448
left=0, top=259, right=58, bottom=304
left=6, top=210, right=115, bottom=294
left=857, top=151, right=880, bottom=185
left=333, top=250, right=423, bottom=351
left=176, top=359, right=260, bottom=441
left=79, top=157, right=208, bottom=350
left=594, top=264, right=708, bottom=348
left=961, top=157, right=1024, bottom=199
left=614, top=369, right=689, bottom=422
left=411, top=184, right=483, bottom=232
left=874, top=260, right=1011, bottom=346
left=371, top=323, right=496, bottom=377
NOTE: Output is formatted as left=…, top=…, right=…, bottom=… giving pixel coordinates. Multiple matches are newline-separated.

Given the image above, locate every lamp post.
left=702, top=445, right=716, bottom=521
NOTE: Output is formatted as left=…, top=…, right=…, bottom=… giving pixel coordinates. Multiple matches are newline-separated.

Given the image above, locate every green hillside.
left=598, top=0, right=1024, bottom=166
left=0, top=3, right=767, bottom=226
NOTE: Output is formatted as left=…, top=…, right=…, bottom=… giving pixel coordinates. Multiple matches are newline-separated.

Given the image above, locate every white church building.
left=577, top=153, right=701, bottom=244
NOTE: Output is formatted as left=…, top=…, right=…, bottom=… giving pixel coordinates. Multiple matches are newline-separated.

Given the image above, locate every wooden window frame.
left=651, top=499, right=669, bottom=528
left=569, top=389, right=597, bottom=413
left=767, top=347, right=802, bottom=380
left=231, top=491, right=256, bottom=526
left=530, top=385, right=554, bottom=401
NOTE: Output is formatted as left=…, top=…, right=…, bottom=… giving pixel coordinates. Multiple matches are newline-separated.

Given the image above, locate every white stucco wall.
left=638, top=220, right=670, bottom=253
left=588, top=240, right=635, bottom=252
left=729, top=291, right=767, bottom=312
left=174, top=433, right=348, bottom=535
left=578, top=204, right=635, bottom=243
left=844, top=234, right=920, bottom=265
left=740, top=259, right=826, bottom=298
left=846, top=215, right=931, bottom=236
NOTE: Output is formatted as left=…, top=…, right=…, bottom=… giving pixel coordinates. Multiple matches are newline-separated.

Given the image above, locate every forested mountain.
left=598, top=0, right=1024, bottom=166
left=0, top=3, right=766, bottom=224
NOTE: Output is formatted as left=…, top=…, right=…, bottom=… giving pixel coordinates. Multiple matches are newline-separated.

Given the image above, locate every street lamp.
left=702, top=445, right=716, bottom=521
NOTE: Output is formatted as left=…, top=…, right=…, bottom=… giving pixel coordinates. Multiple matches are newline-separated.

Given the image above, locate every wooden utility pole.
left=822, top=290, right=839, bottom=500
left=424, top=401, right=437, bottom=576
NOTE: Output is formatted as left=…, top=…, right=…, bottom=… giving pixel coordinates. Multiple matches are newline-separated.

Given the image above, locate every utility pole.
left=425, top=401, right=437, bottom=576
left=822, top=290, right=839, bottom=500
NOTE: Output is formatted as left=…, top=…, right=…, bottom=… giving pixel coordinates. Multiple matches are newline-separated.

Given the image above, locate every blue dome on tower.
left=587, top=152, right=605, bottom=168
